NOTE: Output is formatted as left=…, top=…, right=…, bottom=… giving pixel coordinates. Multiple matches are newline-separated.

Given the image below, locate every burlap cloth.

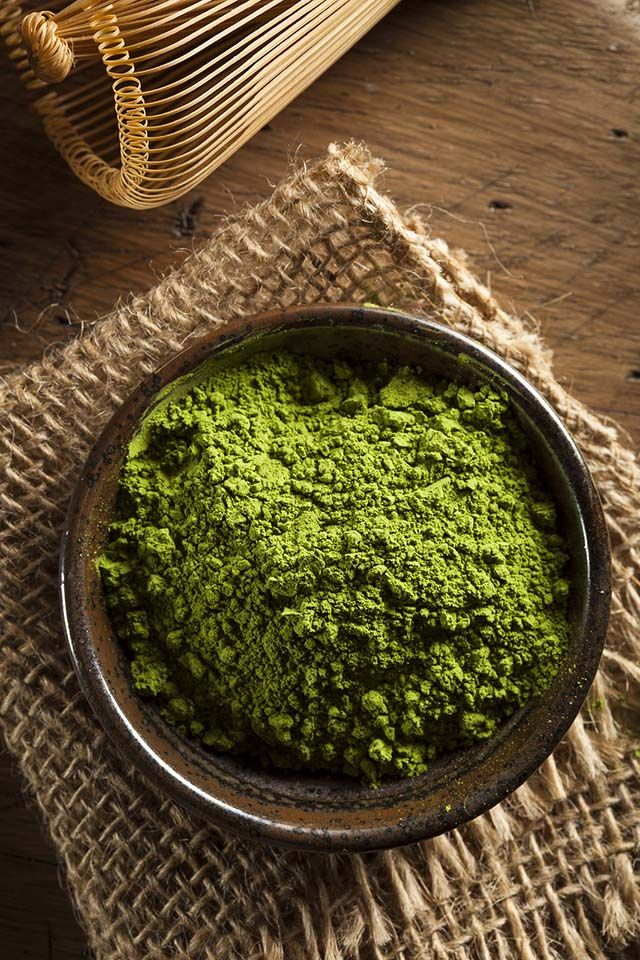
left=1, top=143, right=639, bottom=960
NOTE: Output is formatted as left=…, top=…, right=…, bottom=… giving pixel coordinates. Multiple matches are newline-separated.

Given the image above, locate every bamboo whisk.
left=0, top=0, right=401, bottom=208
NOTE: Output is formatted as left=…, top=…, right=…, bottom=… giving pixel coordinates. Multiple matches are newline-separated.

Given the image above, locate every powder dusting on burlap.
left=1, top=142, right=639, bottom=960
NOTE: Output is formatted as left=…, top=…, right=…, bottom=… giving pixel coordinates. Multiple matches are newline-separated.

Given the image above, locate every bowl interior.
left=61, top=307, right=610, bottom=851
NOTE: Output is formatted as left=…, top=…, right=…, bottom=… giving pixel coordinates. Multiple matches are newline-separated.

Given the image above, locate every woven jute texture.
left=1, top=142, right=639, bottom=960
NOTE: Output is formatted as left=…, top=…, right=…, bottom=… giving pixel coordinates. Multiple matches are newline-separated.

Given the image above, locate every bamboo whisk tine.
left=2, top=0, right=402, bottom=208
left=21, top=11, right=74, bottom=82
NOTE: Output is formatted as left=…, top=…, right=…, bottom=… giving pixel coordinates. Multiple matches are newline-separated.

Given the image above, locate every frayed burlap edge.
left=1, top=142, right=639, bottom=960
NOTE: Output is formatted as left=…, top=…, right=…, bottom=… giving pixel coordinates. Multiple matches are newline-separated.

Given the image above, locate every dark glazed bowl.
left=60, top=305, right=611, bottom=852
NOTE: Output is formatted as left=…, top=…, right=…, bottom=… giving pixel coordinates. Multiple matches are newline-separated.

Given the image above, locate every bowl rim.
left=60, top=304, right=611, bottom=851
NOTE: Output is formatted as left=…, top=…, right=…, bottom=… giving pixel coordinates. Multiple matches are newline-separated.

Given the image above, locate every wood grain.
left=1, top=0, right=639, bottom=956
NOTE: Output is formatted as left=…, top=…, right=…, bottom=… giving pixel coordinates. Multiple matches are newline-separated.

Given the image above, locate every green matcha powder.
left=100, top=349, right=570, bottom=784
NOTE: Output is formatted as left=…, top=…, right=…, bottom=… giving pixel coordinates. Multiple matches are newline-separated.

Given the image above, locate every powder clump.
left=100, top=349, right=570, bottom=783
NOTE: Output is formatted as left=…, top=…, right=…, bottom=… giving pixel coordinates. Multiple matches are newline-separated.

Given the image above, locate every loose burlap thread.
left=1, top=143, right=639, bottom=960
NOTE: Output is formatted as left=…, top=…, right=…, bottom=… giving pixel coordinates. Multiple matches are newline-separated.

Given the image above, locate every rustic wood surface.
left=1, top=0, right=639, bottom=956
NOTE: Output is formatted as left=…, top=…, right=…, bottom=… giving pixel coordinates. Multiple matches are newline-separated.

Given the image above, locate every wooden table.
left=1, top=0, right=638, bottom=956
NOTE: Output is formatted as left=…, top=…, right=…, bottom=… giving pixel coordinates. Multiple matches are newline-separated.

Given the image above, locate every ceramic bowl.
left=60, top=305, right=611, bottom=852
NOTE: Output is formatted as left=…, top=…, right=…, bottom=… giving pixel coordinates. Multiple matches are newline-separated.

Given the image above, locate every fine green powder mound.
left=99, top=349, right=570, bottom=784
